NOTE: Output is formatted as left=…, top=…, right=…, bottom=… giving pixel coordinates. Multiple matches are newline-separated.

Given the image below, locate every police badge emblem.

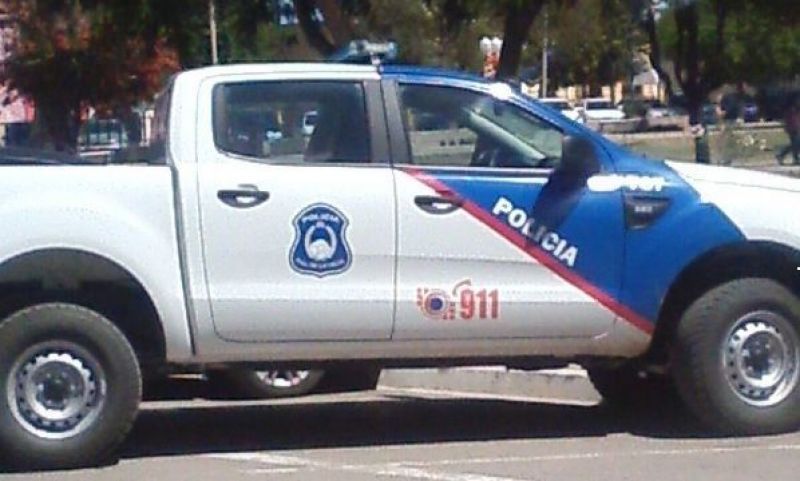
left=290, top=203, right=352, bottom=277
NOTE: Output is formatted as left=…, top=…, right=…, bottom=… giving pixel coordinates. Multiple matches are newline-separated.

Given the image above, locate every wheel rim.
left=722, top=311, right=800, bottom=407
left=6, top=341, right=107, bottom=440
left=255, top=370, right=311, bottom=389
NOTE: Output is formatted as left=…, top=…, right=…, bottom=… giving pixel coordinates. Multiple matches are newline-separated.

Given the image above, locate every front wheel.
left=0, top=303, right=142, bottom=470
left=672, top=278, right=800, bottom=434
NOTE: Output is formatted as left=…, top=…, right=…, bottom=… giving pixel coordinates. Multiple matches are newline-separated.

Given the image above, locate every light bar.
left=328, top=40, right=398, bottom=65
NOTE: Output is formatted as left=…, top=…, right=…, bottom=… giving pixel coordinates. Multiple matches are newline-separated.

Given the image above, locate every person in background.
left=777, top=97, right=800, bottom=165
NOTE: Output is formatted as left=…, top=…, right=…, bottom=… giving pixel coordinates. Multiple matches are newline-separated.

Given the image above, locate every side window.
left=213, top=81, right=371, bottom=164
left=398, top=84, right=563, bottom=169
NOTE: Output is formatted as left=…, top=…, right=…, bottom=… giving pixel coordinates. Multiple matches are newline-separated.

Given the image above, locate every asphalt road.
left=3, top=377, right=800, bottom=481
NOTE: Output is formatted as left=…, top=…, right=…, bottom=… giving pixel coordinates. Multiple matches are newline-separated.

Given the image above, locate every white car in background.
left=302, top=110, right=318, bottom=136
left=580, top=98, right=626, bottom=122
left=540, top=98, right=583, bottom=123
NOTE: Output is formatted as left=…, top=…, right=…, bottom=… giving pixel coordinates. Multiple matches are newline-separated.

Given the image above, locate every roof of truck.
left=179, top=62, right=492, bottom=86
left=185, top=62, right=378, bottom=76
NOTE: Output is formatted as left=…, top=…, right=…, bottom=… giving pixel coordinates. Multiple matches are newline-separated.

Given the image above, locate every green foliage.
left=519, top=0, right=640, bottom=95
left=1, top=0, right=185, bottom=150
left=658, top=0, right=800, bottom=92
left=5, top=0, right=799, bottom=152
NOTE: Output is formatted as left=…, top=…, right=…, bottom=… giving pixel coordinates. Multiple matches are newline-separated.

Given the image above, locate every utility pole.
left=209, top=0, right=219, bottom=65
left=541, top=5, right=549, bottom=98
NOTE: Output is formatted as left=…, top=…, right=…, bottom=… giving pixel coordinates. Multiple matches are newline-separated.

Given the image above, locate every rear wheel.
left=0, top=303, right=141, bottom=469
left=209, top=369, right=324, bottom=399
left=672, top=278, right=800, bottom=434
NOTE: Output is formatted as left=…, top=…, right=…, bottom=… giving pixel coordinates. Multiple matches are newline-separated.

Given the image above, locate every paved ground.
left=4, top=374, right=800, bottom=481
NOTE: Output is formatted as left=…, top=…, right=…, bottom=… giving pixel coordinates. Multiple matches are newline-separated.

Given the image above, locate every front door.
left=197, top=78, right=395, bottom=342
left=388, top=81, right=625, bottom=340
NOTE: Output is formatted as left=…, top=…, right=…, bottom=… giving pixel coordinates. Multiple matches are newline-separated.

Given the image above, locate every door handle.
left=414, top=195, right=463, bottom=215
left=217, top=185, right=270, bottom=208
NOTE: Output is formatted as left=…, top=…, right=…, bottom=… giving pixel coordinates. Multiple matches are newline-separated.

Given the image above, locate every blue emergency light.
left=328, top=40, right=398, bottom=65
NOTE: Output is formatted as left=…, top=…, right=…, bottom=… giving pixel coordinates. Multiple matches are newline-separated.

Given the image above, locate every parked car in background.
left=302, top=110, right=319, bottom=136
left=743, top=100, right=760, bottom=123
left=78, top=118, right=128, bottom=152
left=580, top=98, right=626, bottom=122
left=617, top=97, right=651, bottom=119
left=264, top=110, right=284, bottom=143
left=540, top=98, right=583, bottom=123
left=701, top=103, right=719, bottom=125
left=644, top=101, right=688, bottom=131
left=643, top=100, right=676, bottom=119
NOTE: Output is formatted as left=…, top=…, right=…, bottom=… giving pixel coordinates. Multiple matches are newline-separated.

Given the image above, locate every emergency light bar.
left=328, top=40, right=398, bottom=65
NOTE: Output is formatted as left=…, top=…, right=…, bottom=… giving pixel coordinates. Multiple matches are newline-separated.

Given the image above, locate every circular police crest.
left=290, top=204, right=352, bottom=277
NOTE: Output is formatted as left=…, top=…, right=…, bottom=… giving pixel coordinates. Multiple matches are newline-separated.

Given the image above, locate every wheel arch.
left=0, top=248, right=170, bottom=373
left=650, top=240, right=800, bottom=362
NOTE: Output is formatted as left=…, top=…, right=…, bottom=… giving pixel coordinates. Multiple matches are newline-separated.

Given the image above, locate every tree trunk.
left=31, top=101, right=80, bottom=153
left=294, top=0, right=336, bottom=57
left=674, top=3, right=702, bottom=124
left=496, top=0, right=546, bottom=80
left=316, top=0, right=353, bottom=45
left=643, top=7, right=674, bottom=100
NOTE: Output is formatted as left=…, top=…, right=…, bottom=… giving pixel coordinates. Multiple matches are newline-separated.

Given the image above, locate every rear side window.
left=213, top=81, right=371, bottom=164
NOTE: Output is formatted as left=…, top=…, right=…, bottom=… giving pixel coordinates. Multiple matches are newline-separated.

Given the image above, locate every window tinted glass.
left=213, top=81, right=370, bottom=164
left=586, top=100, right=614, bottom=110
left=543, top=101, right=570, bottom=110
left=398, top=84, right=563, bottom=169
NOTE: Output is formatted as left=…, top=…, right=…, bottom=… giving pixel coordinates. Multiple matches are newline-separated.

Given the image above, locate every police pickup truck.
left=2, top=62, right=800, bottom=470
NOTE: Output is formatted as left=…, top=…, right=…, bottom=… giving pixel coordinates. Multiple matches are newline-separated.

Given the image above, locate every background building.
left=0, top=2, right=35, bottom=146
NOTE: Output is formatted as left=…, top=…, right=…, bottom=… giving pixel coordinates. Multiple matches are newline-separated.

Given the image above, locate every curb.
left=378, top=367, right=600, bottom=404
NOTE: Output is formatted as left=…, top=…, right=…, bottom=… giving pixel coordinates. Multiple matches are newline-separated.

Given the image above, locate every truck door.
left=195, top=78, right=395, bottom=342
left=386, top=81, right=626, bottom=340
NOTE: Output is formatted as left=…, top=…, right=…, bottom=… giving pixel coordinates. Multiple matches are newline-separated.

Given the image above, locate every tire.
left=0, top=303, right=141, bottom=470
left=209, top=368, right=324, bottom=399
left=587, top=366, right=678, bottom=410
left=672, top=278, right=800, bottom=435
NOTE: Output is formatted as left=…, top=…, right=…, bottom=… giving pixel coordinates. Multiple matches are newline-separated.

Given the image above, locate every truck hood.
left=667, top=161, right=800, bottom=193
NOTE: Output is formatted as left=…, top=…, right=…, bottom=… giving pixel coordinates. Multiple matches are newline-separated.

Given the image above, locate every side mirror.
left=556, top=135, right=601, bottom=179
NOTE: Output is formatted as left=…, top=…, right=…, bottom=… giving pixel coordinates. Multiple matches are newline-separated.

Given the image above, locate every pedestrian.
left=777, top=98, right=800, bottom=165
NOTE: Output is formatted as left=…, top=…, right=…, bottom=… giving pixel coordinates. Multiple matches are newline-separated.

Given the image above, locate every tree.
left=516, top=0, right=639, bottom=98
left=655, top=0, right=800, bottom=123
left=493, top=0, right=547, bottom=79
left=633, top=0, right=674, bottom=98
left=293, top=0, right=368, bottom=57
left=288, top=0, right=552, bottom=77
left=0, top=0, right=184, bottom=152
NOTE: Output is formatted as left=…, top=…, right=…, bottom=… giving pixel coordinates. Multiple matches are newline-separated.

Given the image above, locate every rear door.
left=195, top=75, right=396, bottom=342
left=386, top=80, right=625, bottom=340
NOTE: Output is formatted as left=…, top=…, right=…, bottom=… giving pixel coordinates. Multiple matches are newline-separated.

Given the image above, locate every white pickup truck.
left=2, top=63, right=800, bottom=470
